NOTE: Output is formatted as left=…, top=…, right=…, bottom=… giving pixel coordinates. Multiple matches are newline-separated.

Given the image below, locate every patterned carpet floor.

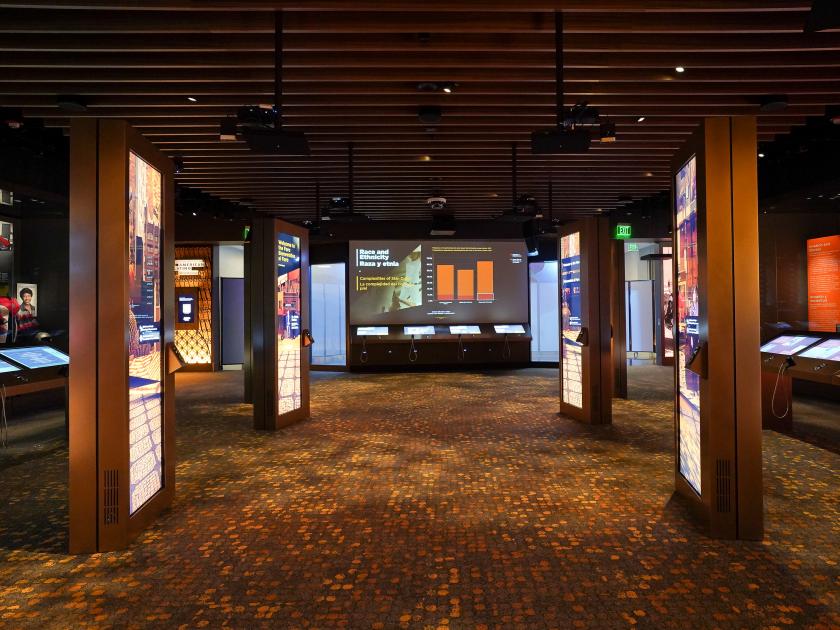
left=0, top=367, right=837, bottom=629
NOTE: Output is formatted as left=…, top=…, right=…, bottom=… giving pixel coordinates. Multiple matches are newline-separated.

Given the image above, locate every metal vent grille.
left=715, top=459, right=732, bottom=514
left=103, top=469, right=119, bottom=525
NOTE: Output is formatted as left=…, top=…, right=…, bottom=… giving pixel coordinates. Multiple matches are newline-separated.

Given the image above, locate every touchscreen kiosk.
left=176, top=289, right=198, bottom=326
left=404, top=325, right=435, bottom=336
left=0, top=357, right=20, bottom=373
left=494, top=324, right=526, bottom=334
left=356, top=326, right=388, bottom=336
left=759, top=335, right=821, bottom=356
left=0, top=346, right=70, bottom=369
left=798, top=338, right=840, bottom=361
left=449, top=325, right=481, bottom=335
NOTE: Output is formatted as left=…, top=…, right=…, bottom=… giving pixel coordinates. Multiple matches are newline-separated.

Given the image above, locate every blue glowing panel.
left=0, top=346, right=68, bottom=369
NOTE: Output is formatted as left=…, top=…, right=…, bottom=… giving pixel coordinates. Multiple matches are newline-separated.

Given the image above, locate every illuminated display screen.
left=404, top=325, right=436, bottom=336
left=759, top=335, right=821, bottom=355
left=661, top=246, right=674, bottom=359
left=277, top=233, right=302, bottom=415
left=449, top=325, right=481, bottom=335
left=177, top=293, right=196, bottom=324
left=494, top=324, right=526, bottom=334
left=128, top=152, right=164, bottom=515
left=798, top=338, right=840, bottom=361
left=357, top=326, right=388, bottom=336
left=675, top=155, right=701, bottom=495
left=560, top=232, right=583, bottom=409
left=0, top=346, right=68, bottom=369
left=349, top=240, right=528, bottom=325
left=0, top=357, right=20, bottom=373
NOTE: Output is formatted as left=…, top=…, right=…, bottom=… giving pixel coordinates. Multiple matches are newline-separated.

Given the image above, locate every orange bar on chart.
left=476, top=260, right=494, bottom=300
left=437, top=264, right=455, bottom=301
left=457, top=269, right=475, bottom=300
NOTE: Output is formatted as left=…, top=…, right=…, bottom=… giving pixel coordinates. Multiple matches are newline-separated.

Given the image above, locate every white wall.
left=218, top=245, right=244, bottom=278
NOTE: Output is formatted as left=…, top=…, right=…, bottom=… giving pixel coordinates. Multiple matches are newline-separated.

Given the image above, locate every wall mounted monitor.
left=404, top=325, right=436, bottom=336
left=759, top=334, right=822, bottom=356
left=0, top=357, right=20, bottom=373
left=349, top=240, right=528, bottom=325
left=175, top=288, right=199, bottom=328
left=494, top=324, right=526, bottom=334
left=356, top=326, right=388, bottom=336
left=797, top=338, right=840, bottom=361
left=449, top=325, right=481, bottom=335
left=0, top=346, right=69, bottom=369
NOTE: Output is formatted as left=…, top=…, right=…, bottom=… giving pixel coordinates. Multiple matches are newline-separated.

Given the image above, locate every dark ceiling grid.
left=0, top=2, right=836, bottom=220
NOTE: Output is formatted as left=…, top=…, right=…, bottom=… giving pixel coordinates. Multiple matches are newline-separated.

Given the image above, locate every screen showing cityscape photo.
left=128, top=152, right=163, bottom=515
left=675, top=155, right=701, bottom=495
left=349, top=240, right=528, bottom=325
left=560, top=232, right=583, bottom=408
left=277, top=233, right=302, bottom=414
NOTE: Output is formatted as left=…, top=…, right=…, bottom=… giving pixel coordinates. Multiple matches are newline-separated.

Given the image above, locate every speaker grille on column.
left=715, top=459, right=732, bottom=513
left=103, top=469, right=119, bottom=525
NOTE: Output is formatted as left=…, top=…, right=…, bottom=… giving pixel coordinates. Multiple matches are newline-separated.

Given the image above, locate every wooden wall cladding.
left=175, top=245, right=213, bottom=369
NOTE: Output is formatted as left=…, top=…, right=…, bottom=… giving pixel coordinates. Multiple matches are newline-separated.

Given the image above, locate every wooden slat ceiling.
left=1, top=1, right=836, bottom=220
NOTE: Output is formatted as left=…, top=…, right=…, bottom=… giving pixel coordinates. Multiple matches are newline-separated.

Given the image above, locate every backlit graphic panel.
left=675, top=155, right=701, bottom=495
left=277, top=233, right=302, bottom=414
left=560, top=232, right=583, bottom=408
left=128, top=152, right=163, bottom=515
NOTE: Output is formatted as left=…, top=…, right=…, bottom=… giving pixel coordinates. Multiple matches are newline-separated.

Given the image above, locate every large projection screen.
left=128, top=151, right=164, bottom=515
left=349, top=240, right=528, bottom=325
left=675, top=155, right=701, bottom=495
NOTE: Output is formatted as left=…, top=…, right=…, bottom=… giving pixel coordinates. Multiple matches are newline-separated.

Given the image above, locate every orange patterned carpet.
left=0, top=367, right=837, bottom=629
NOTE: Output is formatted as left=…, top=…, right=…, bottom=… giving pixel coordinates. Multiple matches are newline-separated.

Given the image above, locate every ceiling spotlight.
left=442, top=86, right=452, bottom=94
left=599, top=121, right=617, bottom=143
left=191, top=211, right=197, bottom=216
left=419, top=155, right=432, bottom=162
left=758, top=94, right=788, bottom=113
left=418, top=105, right=442, bottom=125
left=758, top=152, right=765, bottom=158
left=173, top=155, right=185, bottom=173
left=675, top=66, right=685, bottom=73
left=643, top=171, right=654, bottom=177
left=187, top=96, right=197, bottom=102
left=56, top=95, right=88, bottom=112
left=637, top=116, right=646, bottom=123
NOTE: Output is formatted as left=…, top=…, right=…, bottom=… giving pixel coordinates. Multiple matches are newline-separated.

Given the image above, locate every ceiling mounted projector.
left=217, top=12, right=309, bottom=155
left=531, top=128, right=591, bottom=154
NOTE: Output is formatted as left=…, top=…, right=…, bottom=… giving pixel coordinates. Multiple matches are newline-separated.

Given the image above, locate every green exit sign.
left=614, top=223, right=633, bottom=239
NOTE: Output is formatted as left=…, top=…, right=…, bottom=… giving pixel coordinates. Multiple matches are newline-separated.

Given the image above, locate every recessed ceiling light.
left=187, top=96, right=197, bottom=102
left=643, top=171, right=654, bottom=177
left=675, top=66, right=685, bottom=73
left=758, top=152, right=765, bottom=158
left=637, top=116, right=646, bottom=123
left=419, top=155, right=432, bottom=161
left=442, top=87, right=452, bottom=94
left=191, top=211, right=197, bottom=216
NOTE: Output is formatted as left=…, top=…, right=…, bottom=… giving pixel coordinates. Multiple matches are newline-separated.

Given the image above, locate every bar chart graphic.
left=436, top=261, right=494, bottom=302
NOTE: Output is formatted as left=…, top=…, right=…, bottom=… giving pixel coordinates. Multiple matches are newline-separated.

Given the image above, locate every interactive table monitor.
left=449, top=325, right=481, bottom=335
left=404, top=325, right=436, bottom=336
left=356, top=326, right=388, bottom=336
left=759, top=335, right=821, bottom=356
left=0, top=346, right=70, bottom=369
left=0, top=357, right=20, bottom=373
left=798, top=338, right=840, bottom=361
left=494, top=324, right=526, bottom=334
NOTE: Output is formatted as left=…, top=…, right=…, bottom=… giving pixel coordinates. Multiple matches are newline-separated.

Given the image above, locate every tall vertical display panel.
left=69, top=120, right=176, bottom=553
left=249, top=217, right=310, bottom=430
left=558, top=217, right=612, bottom=424
left=672, top=117, right=763, bottom=540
